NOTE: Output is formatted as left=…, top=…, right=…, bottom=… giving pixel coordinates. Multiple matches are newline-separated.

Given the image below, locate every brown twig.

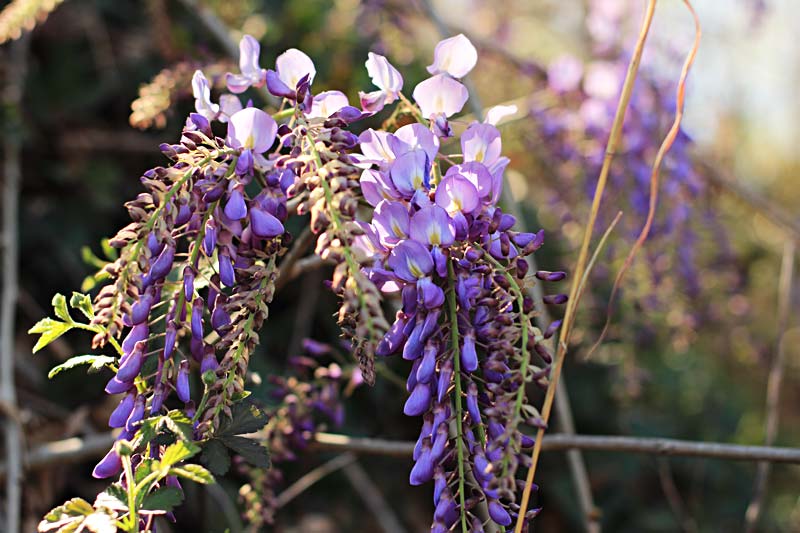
left=589, top=0, right=701, bottom=357
left=313, top=433, right=800, bottom=464
left=6, top=430, right=800, bottom=480
left=514, top=3, right=660, bottom=530
left=744, top=239, right=796, bottom=531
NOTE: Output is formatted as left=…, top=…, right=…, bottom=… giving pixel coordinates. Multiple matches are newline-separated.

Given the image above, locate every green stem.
left=272, top=108, right=296, bottom=121
left=121, top=454, right=137, bottom=531
left=447, top=261, right=468, bottom=533
left=303, top=134, right=375, bottom=336
left=481, top=253, right=529, bottom=476
left=204, top=269, right=272, bottom=425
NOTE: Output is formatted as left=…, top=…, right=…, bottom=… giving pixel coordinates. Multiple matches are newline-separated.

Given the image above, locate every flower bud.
left=92, top=449, right=122, bottom=479
left=108, top=392, right=136, bottom=428
left=176, top=360, right=191, bottom=403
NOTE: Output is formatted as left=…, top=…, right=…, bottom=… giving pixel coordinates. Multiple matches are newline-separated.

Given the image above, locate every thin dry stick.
left=590, top=0, right=701, bottom=357
left=312, top=433, right=800, bottom=464
left=342, top=461, right=408, bottom=533
left=1, top=33, right=30, bottom=533
left=656, top=458, right=698, bottom=533
left=744, top=239, right=796, bottom=531
left=274, top=452, right=358, bottom=509
left=514, top=2, right=660, bottom=530
left=6, top=430, right=800, bottom=478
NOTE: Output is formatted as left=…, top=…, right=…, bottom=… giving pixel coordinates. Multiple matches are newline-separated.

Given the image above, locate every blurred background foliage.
left=2, top=0, right=799, bottom=531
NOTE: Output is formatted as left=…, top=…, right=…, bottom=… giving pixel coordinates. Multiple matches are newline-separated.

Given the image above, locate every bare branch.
left=744, top=239, right=796, bottom=531
left=5, top=431, right=800, bottom=481
left=312, top=433, right=800, bottom=464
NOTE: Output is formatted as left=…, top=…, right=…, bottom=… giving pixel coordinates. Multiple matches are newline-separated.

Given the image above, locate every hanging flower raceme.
left=239, top=339, right=362, bottom=528
left=35, top=29, right=570, bottom=533
left=353, top=36, right=567, bottom=531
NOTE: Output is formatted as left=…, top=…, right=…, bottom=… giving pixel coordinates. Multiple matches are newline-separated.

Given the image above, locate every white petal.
left=426, top=34, right=478, bottom=78
left=276, top=48, right=316, bottom=89
left=484, top=104, right=518, bottom=125
left=412, top=74, right=469, bottom=118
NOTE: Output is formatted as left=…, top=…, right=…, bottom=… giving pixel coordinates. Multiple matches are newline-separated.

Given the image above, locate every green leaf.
left=42, top=498, right=94, bottom=522
left=70, top=292, right=95, bottom=320
left=48, top=355, right=116, bottom=379
left=220, top=435, right=270, bottom=469
left=141, top=486, right=184, bottom=512
left=161, top=440, right=199, bottom=470
left=136, top=410, right=193, bottom=448
left=170, top=464, right=215, bottom=485
left=29, top=318, right=73, bottom=354
left=101, top=484, right=128, bottom=509
left=52, top=294, right=72, bottom=323
left=134, top=458, right=157, bottom=484
left=217, top=400, right=269, bottom=437
left=200, top=439, right=231, bottom=476
left=163, top=410, right=194, bottom=442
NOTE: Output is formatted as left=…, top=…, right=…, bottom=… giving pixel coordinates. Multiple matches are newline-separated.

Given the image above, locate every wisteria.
left=529, top=0, right=736, bottom=318
left=352, top=39, right=566, bottom=530
left=32, top=29, right=567, bottom=533
left=11, top=1, right=800, bottom=532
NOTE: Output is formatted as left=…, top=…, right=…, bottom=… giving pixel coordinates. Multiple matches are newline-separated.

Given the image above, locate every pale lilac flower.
left=218, top=94, right=243, bottom=122
left=359, top=52, right=403, bottom=113
left=360, top=169, right=401, bottom=207
left=351, top=221, right=385, bottom=264
left=410, top=206, right=455, bottom=247
left=306, top=90, right=350, bottom=119
left=390, top=149, right=430, bottom=197
left=276, top=48, right=316, bottom=90
left=412, top=74, right=469, bottom=118
left=388, top=240, right=433, bottom=282
left=427, top=34, right=478, bottom=78
left=359, top=129, right=396, bottom=164
left=461, top=123, right=502, bottom=166
left=391, top=123, right=440, bottom=161
left=226, top=35, right=268, bottom=94
left=227, top=108, right=278, bottom=154
left=373, top=200, right=410, bottom=246
left=445, top=162, right=494, bottom=200
left=192, top=71, right=219, bottom=121
left=434, top=174, right=479, bottom=215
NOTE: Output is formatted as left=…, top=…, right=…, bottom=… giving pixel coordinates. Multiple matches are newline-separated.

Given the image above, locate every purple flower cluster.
left=240, top=339, right=362, bottom=527
left=529, top=0, right=733, bottom=313
left=351, top=37, right=565, bottom=530
left=90, top=39, right=309, bottom=478
left=41, top=29, right=570, bottom=533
